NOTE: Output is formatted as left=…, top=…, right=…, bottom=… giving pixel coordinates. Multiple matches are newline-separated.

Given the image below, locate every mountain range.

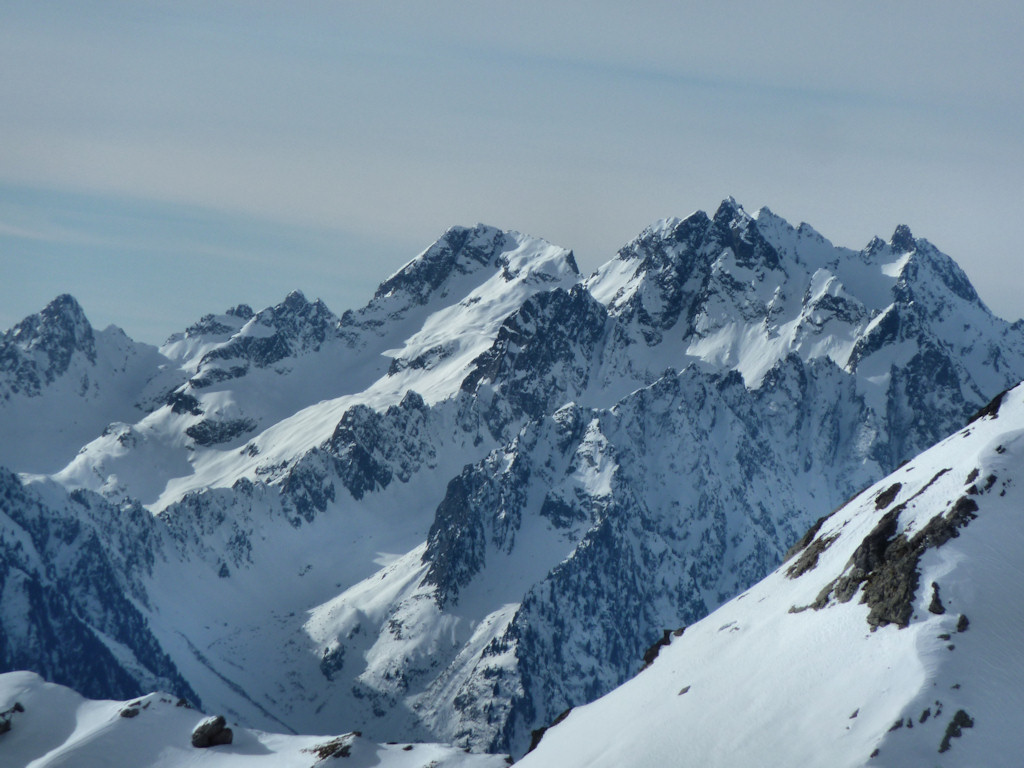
left=2, top=199, right=1022, bottom=762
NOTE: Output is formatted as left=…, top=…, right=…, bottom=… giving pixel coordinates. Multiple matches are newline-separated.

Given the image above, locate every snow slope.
left=520, top=384, right=1024, bottom=767
left=0, top=671, right=510, bottom=768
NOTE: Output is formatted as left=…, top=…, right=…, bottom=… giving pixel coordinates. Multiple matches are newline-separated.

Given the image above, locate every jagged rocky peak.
left=0, top=294, right=99, bottom=396
left=587, top=198, right=795, bottom=347
left=585, top=210, right=711, bottom=321
left=890, top=223, right=917, bottom=252
left=893, top=236, right=984, bottom=309
left=181, top=290, right=341, bottom=380
left=373, top=224, right=515, bottom=304
left=706, top=197, right=783, bottom=271
left=4, top=294, right=97, bottom=363
left=250, top=289, right=330, bottom=322
left=279, top=288, right=314, bottom=312
left=180, top=291, right=333, bottom=345
left=596, top=197, right=785, bottom=288
left=181, top=310, right=248, bottom=340
left=623, top=211, right=712, bottom=267
left=226, top=303, right=254, bottom=320
left=372, top=224, right=576, bottom=309
left=228, top=290, right=335, bottom=348
left=879, top=221, right=983, bottom=306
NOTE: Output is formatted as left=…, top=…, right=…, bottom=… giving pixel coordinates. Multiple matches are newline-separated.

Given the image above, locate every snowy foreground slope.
left=3, top=201, right=1024, bottom=755
left=521, top=384, right=1024, bottom=767
left=0, top=671, right=510, bottom=768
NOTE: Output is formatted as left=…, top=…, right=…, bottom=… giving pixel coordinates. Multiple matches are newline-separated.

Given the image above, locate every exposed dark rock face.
left=184, top=315, right=235, bottom=338
left=0, top=702, right=24, bottom=734
left=641, top=627, right=685, bottom=669
left=890, top=224, right=917, bottom=253
left=374, top=226, right=511, bottom=305
left=319, top=646, right=345, bottom=682
left=0, top=294, right=97, bottom=398
left=875, top=483, right=902, bottom=509
left=197, top=291, right=339, bottom=374
left=0, top=469, right=199, bottom=707
left=601, top=211, right=713, bottom=344
left=305, top=735, right=356, bottom=759
left=167, top=390, right=203, bottom=415
left=461, top=285, right=608, bottom=426
left=325, top=391, right=438, bottom=502
left=968, top=387, right=1009, bottom=424
left=786, top=532, right=839, bottom=579
left=186, top=418, right=258, bottom=446
left=191, top=715, right=233, bottom=747
left=422, top=463, right=506, bottom=607
left=811, top=494, right=979, bottom=629
left=783, top=514, right=830, bottom=562
left=928, top=582, right=946, bottom=614
left=938, top=709, right=974, bottom=753
left=525, top=707, right=572, bottom=755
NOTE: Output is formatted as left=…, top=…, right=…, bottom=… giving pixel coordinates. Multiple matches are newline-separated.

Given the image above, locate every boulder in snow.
left=191, top=714, right=233, bottom=747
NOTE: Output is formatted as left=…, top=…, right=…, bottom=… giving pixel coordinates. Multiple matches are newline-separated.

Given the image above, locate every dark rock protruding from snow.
left=0, top=294, right=96, bottom=397
left=0, top=701, right=24, bottom=734
left=811, top=490, right=979, bottom=629
left=890, top=224, right=917, bottom=253
left=938, top=709, right=974, bottom=753
left=191, top=715, right=233, bottom=747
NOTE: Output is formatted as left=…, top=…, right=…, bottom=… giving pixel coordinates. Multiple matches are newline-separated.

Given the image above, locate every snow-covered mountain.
left=2, top=202, right=1023, bottom=758
left=520, top=382, right=1024, bottom=767
left=0, top=671, right=510, bottom=768
left=0, top=295, right=178, bottom=473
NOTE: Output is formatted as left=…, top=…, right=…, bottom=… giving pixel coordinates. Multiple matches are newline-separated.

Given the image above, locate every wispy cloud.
left=1, top=0, right=1022, bottom=334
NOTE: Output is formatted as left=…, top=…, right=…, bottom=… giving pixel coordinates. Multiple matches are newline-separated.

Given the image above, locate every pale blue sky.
left=2, top=1, right=1022, bottom=342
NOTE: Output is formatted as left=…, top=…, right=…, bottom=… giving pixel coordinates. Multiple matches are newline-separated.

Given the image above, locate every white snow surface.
left=0, top=671, right=510, bottom=768
left=521, top=383, right=1024, bottom=768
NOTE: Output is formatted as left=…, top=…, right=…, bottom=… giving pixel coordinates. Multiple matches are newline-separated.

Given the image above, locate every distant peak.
left=890, top=224, right=916, bottom=252
left=713, top=197, right=747, bottom=222
left=3, top=293, right=97, bottom=373
left=226, top=304, right=254, bottom=320
left=372, top=224, right=512, bottom=303
left=46, top=293, right=86, bottom=315
left=38, top=294, right=92, bottom=336
left=864, top=236, right=887, bottom=257
left=676, top=209, right=711, bottom=229
left=282, top=290, right=310, bottom=309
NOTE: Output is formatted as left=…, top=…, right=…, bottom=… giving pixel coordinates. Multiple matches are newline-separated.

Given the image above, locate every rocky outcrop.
left=191, top=715, right=233, bottom=747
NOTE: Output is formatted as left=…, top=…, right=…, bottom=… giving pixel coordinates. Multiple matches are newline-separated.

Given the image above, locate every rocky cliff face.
left=519, top=383, right=1024, bottom=768
left=0, top=469, right=197, bottom=705
left=2, top=202, right=1023, bottom=755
